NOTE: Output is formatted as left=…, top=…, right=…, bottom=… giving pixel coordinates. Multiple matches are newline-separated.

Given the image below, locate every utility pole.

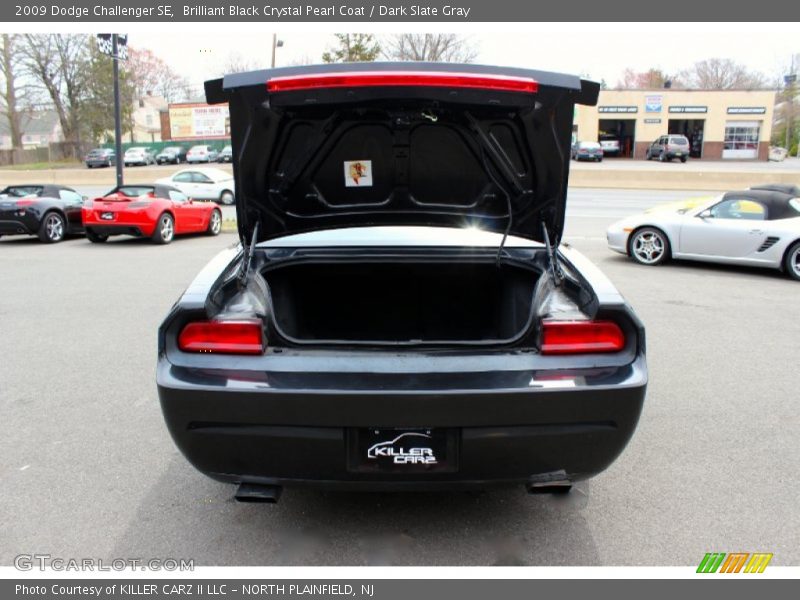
left=112, top=34, right=123, bottom=187
left=270, top=34, right=283, bottom=69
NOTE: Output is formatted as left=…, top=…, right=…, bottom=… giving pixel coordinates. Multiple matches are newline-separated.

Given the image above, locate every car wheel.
left=658, top=151, right=666, bottom=162
left=152, top=213, right=175, bottom=244
left=219, top=190, right=235, bottom=205
left=38, top=212, right=66, bottom=243
left=207, top=209, right=222, bottom=236
left=85, top=228, right=108, bottom=243
left=680, top=157, right=687, bottom=163
left=628, top=227, right=670, bottom=266
left=645, top=150, right=651, bottom=160
left=175, top=157, right=181, bottom=164
left=597, top=157, right=603, bottom=162
left=783, top=241, right=800, bottom=281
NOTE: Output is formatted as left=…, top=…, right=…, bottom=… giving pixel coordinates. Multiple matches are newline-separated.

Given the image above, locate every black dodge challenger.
left=157, top=63, right=647, bottom=502
left=0, top=184, right=85, bottom=243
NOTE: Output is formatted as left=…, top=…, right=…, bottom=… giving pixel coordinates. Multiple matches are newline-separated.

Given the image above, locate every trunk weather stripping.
left=239, top=221, right=260, bottom=289
left=542, top=222, right=564, bottom=286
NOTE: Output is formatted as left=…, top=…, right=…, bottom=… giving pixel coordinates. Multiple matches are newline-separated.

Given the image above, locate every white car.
left=607, top=189, right=800, bottom=281
left=123, top=147, right=155, bottom=166
left=156, top=168, right=236, bottom=205
left=186, top=145, right=219, bottom=163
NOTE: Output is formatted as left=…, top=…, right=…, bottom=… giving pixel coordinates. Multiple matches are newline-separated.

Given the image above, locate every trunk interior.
left=263, top=260, right=541, bottom=345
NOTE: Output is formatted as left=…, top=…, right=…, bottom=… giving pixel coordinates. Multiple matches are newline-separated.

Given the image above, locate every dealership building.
left=574, top=89, right=777, bottom=160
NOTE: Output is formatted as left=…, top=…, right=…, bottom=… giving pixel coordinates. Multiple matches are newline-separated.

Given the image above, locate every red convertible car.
left=82, top=184, right=222, bottom=244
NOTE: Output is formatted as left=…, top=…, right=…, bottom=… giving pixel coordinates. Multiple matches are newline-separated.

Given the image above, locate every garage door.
left=722, top=121, right=760, bottom=159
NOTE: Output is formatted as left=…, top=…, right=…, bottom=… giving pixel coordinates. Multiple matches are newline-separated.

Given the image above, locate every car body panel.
left=123, top=147, right=155, bottom=166
left=156, top=146, right=188, bottom=164
left=186, top=145, right=219, bottom=163
left=85, top=148, right=115, bottom=168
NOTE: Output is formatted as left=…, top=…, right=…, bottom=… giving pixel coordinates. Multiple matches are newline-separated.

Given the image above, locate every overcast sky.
left=131, top=25, right=800, bottom=97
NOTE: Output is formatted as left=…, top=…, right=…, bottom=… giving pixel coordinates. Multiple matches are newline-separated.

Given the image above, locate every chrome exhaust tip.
left=234, top=483, right=282, bottom=503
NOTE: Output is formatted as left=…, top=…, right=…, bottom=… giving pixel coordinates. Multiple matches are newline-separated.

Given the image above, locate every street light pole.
left=271, top=33, right=277, bottom=68
left=112, top=33, right=124, bottom=187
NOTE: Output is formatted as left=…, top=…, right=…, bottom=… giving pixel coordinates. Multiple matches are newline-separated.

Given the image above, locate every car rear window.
left=669, top=136, right=689, bottom=145
left=580, top=142, right=601, bottom=149
left=3, top=186, right=44, bottom=197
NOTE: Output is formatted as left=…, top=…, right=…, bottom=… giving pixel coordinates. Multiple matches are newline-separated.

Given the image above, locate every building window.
left=145, top=114, right=153, bottom=126
left=723, top=121, right=761, bottom=159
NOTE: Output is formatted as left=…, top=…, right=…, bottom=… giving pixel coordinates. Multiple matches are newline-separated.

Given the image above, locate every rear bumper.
left=0, top=217, right=37, bottom=235
left=157, top=353, right=647, bottom=490
left=85, top=223, right=149, bottom=237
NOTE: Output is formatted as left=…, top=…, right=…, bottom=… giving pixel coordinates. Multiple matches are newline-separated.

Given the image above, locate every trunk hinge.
left=542, top=222, right=564, bottom=286
left=238, top=221, right=260, bottom=289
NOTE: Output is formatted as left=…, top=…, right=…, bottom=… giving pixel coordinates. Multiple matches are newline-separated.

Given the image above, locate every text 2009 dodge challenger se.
left=157, top=63, right=647, bottom=502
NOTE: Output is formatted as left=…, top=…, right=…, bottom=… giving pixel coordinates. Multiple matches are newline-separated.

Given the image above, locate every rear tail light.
left=178, top=319, right=264, bottom=355
left=267, top=71, right=539, bottom=94
left=541, top=320, right=625, bottom=355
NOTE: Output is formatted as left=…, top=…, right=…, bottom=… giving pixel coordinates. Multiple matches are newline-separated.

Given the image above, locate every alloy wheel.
left=631, top=230, right=666, bottom=264
left=161, top=216, right=174, bottom=242
left=45, top=214, right=65, bottom=241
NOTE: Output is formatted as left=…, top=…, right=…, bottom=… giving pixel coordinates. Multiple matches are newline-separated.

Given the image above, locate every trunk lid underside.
left=205, top=62, right=599, bottom=245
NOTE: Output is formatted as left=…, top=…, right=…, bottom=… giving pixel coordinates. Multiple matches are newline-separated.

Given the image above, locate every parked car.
left=217, top=145, right=233, bottom=163
left=0, top=184, right=85, bottom=243
left=186, top=145, right=219, bottom=163
left=645, top=135, right=690, bottom=162
left=571, top=141, right=603, bottom=162
left=598, top=135, right=621, bottom=157
left=157, top=63, right=647, bottom=501
left=156, top=146, right=187, bottom=165
left=607, top=189, right=800, bottom=280
left=155, top=168, right=236, bottom=205
left=82, top=184, right=222, bottom=244
left=123, top=147, right=156, bottom=166
left=85, top=148, right=115, bottom=168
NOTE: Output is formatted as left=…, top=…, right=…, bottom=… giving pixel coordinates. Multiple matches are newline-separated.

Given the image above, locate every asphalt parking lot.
left=1, top=187, right=798, bottom=566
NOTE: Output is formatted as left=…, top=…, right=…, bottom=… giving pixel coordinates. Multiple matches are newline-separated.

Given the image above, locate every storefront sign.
left=645, top=95, right=662, bottom=113
left=644, top=118, right=662, bottom=124
left=668, top=106, right=708, bottom=114
left=727, top=107, right=766, bottom=114
left=598, top=106, right=638, bottom=113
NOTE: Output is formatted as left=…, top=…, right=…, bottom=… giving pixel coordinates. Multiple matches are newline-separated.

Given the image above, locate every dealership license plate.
left=675, top=152, right=682, bottom=156
left=348, top=428, right=458, bottom=473
left=100, top=212, right=114, bottom=220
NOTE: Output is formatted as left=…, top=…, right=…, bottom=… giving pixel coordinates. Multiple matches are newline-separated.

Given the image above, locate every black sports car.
left=157, top=63, right=647, bottom=502
left=0, top=184, right=85, bottom=243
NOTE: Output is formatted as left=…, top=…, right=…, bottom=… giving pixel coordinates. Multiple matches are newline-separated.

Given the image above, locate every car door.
left=168, top=190, right=203, bottom=233
left=678, top=198, right=769, bottom=260
left=170, top=171, right=197, bottom=197
left=58, top=189, right=85, bottom=231
left=190, top=172, right=216, bottom=200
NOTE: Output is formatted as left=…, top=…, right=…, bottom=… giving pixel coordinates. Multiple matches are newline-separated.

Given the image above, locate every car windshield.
left=112, top=186, right=155, bottom=198
left=126, top=147, right=146, bottom=153
left=190, top=146, right=207, bottom=151
left=163, top=147, right=182, bottom=152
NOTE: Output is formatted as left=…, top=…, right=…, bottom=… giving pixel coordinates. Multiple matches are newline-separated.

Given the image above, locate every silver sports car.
left=607, top=188, right=800, bottom=281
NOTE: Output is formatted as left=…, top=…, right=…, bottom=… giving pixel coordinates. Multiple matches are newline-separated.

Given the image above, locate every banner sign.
left=645, top=95, right=662, bottom=113
left=727, top=107, right=767, bottom=114
left=168, top=103, right=230, bottom=139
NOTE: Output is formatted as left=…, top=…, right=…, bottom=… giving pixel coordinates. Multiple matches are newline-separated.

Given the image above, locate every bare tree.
left=0, top=34, right=26, bottom=152
left=322, top=34, right=380, bottom=63
left=681, top=58, right=767, bottom=90
left=382, top=34, right=478, bottom=63
left=616, top=68, right=680, bottom=89
left=126, top=47, right=190, bottom=103
left=218, top=51, right=264, bottom=76
left=19, top=34, right=89, bottom=153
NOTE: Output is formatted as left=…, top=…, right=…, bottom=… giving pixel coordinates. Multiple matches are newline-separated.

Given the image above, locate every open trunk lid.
left=205, top=62, right=599, bottom=245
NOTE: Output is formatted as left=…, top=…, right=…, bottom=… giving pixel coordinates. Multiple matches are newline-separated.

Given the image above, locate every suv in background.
left=646, top=135, right=690, bottom=162
left=598, top=135, right=621, bottom=157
